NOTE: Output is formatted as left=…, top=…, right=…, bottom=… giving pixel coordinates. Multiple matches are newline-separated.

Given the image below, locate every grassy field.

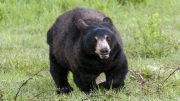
left=0, top=0, right=180, bottom=100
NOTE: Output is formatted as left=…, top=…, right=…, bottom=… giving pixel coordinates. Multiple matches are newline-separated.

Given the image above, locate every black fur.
left=47, top=8, right=128, bottom=93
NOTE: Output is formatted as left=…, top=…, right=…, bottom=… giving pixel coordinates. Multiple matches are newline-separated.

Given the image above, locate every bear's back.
left=47, top=8, right=106, bottom=45
left=59, top=8, right=106, bottom=26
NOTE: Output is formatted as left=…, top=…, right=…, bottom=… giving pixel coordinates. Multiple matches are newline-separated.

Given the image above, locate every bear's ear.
left=103, top=17, right=113, bottom=25
left=75, top=19, right=88, bottom=29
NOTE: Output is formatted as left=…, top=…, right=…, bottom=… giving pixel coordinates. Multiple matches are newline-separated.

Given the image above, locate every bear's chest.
left=79, top=60, right=112, bottom=74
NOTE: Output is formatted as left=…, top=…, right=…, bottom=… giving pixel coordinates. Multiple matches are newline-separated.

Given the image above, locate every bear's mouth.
left=99, top=54, right=109, bottom=59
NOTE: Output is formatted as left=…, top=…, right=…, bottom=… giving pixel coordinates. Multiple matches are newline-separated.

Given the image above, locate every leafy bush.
left=126, top=13, right=178, bottom=58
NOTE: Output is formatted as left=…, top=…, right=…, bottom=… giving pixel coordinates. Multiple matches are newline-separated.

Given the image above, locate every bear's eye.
left=105, top=35, right=110, bottom=42
left=94, top=36, right=98, bottom=41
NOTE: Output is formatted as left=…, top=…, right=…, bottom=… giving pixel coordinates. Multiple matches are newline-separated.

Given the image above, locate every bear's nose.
left=100, top=48, right=109, bottom=55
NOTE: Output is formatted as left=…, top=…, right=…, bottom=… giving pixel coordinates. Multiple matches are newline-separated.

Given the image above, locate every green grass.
left=0, top=0, right=180, bottom=100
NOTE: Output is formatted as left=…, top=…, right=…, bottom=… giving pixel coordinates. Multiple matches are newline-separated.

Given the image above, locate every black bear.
left=47, top=8, right=128, bottom=94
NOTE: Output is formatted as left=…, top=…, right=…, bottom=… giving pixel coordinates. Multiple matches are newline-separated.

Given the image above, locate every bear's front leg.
left=98, top=59, right=128, bottom=90
left=73, top=73, right=97, bottom=93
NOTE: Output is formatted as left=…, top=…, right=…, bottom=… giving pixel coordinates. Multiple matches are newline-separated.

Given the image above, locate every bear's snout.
left=95, top=38, right=111, bottom=59
left=100, top=48, right=109, bottom=55
left=99, top=48, right=110, bottom=59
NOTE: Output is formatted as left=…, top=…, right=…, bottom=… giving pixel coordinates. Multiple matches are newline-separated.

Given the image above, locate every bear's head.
left=75, top=17, right=118, bottom=60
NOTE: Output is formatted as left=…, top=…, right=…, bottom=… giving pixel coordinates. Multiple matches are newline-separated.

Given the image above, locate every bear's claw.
left=56, top=86, right=73, bottom=94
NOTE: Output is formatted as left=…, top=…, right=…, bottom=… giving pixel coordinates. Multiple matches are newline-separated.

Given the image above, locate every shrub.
left=126, top=13, right=178, bottom=58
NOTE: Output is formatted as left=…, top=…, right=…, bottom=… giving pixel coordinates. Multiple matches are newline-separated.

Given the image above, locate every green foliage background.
left=0, top=0, right=179, bottom=100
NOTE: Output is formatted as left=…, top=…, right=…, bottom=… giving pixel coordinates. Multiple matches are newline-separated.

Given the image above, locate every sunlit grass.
left=0, top=0, right=179, bottom=100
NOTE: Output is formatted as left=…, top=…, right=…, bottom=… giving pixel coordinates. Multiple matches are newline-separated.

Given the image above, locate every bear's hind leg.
left=49, top=52, right=73, bottom=94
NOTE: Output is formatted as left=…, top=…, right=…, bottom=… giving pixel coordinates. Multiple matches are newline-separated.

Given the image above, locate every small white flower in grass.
left=147, top=65, right=161, bottom=71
